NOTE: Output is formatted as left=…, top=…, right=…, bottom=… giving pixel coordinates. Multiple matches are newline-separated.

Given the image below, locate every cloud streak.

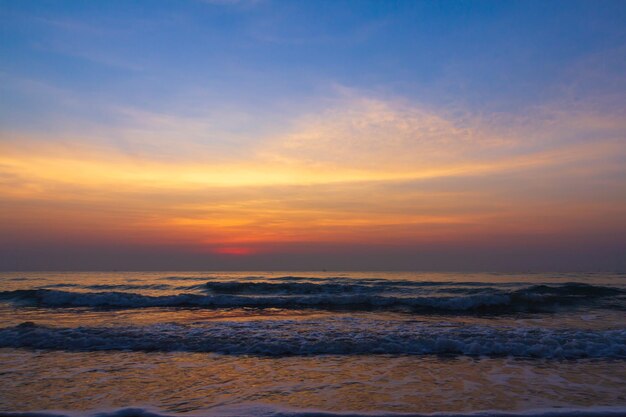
left=1, top=90, right=625, bottom=269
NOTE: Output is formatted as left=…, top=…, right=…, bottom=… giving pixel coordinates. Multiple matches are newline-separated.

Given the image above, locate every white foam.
left=2, top=281, right=623, bottom=314
left=2, top=319, right=625, bottom=358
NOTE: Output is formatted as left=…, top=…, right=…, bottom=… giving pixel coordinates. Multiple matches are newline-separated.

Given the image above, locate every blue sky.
left=1, top=0, right=625, bottom=270
left=3, top=0, right=625, bottom=127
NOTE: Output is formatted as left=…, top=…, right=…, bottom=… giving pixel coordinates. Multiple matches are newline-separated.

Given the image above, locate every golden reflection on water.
left=2, top=271, right=626, bottom=414
left=1, top=350, right=625, bottom=413
left=0, top=306, right=334, bottom=328
left=3, top=305, right=623, bottom=331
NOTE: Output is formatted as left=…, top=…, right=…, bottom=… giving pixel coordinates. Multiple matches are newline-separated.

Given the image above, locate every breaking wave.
left=2, top=319, right=625, bottom=358
left=0, top=282, right=623, bottom=314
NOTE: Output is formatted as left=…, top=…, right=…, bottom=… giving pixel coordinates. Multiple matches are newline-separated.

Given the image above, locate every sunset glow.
left=1, top=1, right=625, bottom=270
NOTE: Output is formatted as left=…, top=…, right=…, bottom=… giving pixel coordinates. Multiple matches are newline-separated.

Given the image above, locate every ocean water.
left=1, top=271, right=625, bottom=417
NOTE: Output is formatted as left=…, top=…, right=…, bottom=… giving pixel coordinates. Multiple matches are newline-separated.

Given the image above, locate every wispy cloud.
left=2, top=87, right=625, bottom=255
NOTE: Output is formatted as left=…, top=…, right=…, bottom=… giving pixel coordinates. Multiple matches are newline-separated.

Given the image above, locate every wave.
left=2, top=320, right=625, bottom=358
left=5, top=277, right=35, bottom=281
left=0, top=283, right=623, bottom=313
left=200, top=281, right=384, bottom=294
left=159, top=276, right=255, bottom=281
left=3, top=405, right=626, bottom=417
left=162, top=275, right=518, bottom=286
left=262, top=276, right=506, bottom=286
left=200, top=281, right=623, bottom=295
left=40, top=284, right=174, bottom=291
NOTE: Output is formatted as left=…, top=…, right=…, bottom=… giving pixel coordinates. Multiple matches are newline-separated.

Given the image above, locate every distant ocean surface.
left=1, top=271, right=625, bottom=417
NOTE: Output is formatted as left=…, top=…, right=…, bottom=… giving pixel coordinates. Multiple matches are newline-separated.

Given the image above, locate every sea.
left=0, top=271, right=625, bottom=417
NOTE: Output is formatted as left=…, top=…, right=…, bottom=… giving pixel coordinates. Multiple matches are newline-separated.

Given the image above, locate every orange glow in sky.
left=212, top=247, right=256, bottom=256
left=1, top=2, right=625, bottom=271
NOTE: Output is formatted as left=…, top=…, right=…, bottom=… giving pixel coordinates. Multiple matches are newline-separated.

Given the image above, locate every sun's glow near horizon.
left=1, top=1, right=625, bottom=270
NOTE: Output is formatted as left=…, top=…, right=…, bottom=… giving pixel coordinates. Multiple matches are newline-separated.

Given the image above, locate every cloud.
left=1, top=89, right=625, bottom=256
left=2, top=89, right=625, bottom=193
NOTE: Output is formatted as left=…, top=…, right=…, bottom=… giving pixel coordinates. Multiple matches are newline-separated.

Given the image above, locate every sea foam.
left=2, top=319, right=625, bottom=358
left=0, top=281, right=622, bottom=313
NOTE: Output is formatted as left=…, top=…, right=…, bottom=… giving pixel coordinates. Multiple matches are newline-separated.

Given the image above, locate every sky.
left=1, top=0, right=625, bottom=271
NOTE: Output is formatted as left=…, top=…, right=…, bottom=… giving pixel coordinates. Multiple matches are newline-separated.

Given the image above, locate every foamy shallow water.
left=2, top=351, right=626, bottom=415
left=1, top=272, right=625, bottom=415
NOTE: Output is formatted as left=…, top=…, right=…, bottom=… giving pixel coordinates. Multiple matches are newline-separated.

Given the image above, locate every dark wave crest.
left=2, top=320, right=625, bottom=358
left=0, top=282, right=623, bottom=314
